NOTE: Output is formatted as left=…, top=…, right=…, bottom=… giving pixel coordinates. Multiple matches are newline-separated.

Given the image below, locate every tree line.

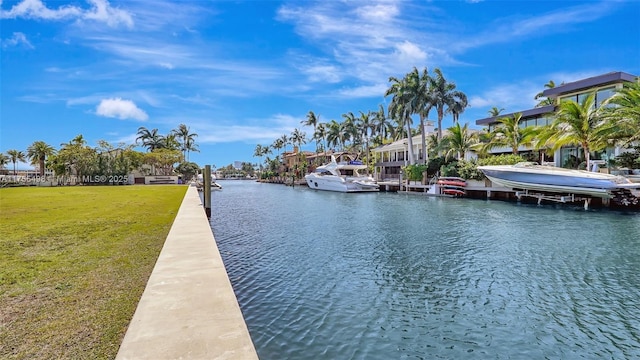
left=254, top=67, right=640, bottom=178
left=1, top=124, right=202, bottom=184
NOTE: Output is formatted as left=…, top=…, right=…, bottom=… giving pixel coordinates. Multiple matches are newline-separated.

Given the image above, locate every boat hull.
left=305, top=174, right=379, bottom=192
left=479, top=164, right=640, bottom=198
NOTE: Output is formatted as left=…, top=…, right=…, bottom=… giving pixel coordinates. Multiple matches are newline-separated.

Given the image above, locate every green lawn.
left=0, top=185, right=187, bottom=359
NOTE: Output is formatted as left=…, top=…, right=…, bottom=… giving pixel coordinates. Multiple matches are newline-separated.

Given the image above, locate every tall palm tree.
left=280, top=134, right=289, bottom=153
left=482, top=113, right=539, bottom=155
left=136, top=127, right=164, bottom=152
left=272, top=138, right=284, bottom=159
left=428, top=68, right=467, bottom=141
left=408, top=67, right=432, bottom=164
left=27, top=141, right=56, bottom=176
left=253, top=144, right=271, bottom=169
left=341, top=112, right=359, bottom=150
left=313, top=122, right=327, bottom=154
left=161, top=133, right=181, bottom=151
left=539, top=93, right=607, bottom=170
left=0, top=153, right=8, bottom=169
left=488, top=107, right=504, bottom=117
left=6, top=149, right=26, bottom=175
left=446, top=93, right=468, bottom=124
left=535, top=80, right=556, bottom=108
left=442, top=122, right=478, bottom=160
left=601, top=81, right=640, bottom=146
left=302, top=111, right=320, bottom=153
left=357, top=111, right=375, bottom=170
left=326, top=120, right=342, bottom=151
left=386, top=74, right=416, bottom=164
left=172, top=124, right=198, bottom=161
left=372, top=104, right=391, bottom=144
left=290, top=128, right=306, bottom=151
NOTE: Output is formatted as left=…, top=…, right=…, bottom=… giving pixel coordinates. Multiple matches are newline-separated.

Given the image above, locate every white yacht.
left=305, top=156, right=379, bottom=192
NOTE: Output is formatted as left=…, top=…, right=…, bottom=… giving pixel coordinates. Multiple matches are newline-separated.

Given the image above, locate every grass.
left=0, top=185, right=187, bottom=359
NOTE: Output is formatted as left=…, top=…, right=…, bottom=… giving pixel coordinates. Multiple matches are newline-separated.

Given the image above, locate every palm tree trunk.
left=419, top=115, right=426, bottom=164
left=582, top=144, right=590, bottom=171
left=405, top=114, right=415, bottom=165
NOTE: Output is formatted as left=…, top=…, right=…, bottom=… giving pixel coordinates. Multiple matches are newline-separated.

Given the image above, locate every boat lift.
left=514, top=189, right=592, bottom=210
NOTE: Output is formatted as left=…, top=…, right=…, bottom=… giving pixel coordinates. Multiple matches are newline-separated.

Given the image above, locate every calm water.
left=208, top=181, right=640, bottom=359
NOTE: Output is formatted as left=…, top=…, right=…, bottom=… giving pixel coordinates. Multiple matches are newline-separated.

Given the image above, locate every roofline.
left=542, top=71, right=637, bottom=98
left=475, top=105, right=555, bottom=126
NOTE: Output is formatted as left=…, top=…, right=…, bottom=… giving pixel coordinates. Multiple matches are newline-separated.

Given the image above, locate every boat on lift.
left=478, top=162, right=640, bottom=203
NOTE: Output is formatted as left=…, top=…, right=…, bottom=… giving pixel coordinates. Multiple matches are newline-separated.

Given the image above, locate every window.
left=596, top=87, right=616, bottom=108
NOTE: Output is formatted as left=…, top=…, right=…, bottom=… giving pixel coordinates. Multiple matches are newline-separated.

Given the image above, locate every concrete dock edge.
left=116, top=186, right=258, bottom=360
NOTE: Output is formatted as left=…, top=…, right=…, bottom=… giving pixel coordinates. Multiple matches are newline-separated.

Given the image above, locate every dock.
left=116, top=186, right=258, bottom=360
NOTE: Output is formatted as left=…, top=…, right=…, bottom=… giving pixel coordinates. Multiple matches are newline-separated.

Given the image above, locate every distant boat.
left=194, top=173, right=223, bottom=191
left=305, top=156, right=379, bottom=192
left=478, top=162, right=640, bottom=199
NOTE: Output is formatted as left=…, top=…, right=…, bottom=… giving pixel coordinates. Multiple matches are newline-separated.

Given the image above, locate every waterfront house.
left=371, top=121, right=478, bottom=181
left=474, top=71, right=638, bottom=168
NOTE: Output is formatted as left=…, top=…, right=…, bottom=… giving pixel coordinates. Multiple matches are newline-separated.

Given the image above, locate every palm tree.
left=601, top=81, right=640, bottom=146
left=539, top=93, right=607, bottom=170
left=326, top=120, right=342, bottom=151
left=428, top=68, right=467, bottom=141
left=161, top=133, right=181, bottom=151
left=446, top=93, right=468, bottom=124
left=0, top=153, right=8, bottom=170
left=442, top=122, right=478, bottom=160
left=6, top=149, right=26, bottom=175
left=253, top=144, right=271, bottom=170
left=272, top=138, right=284, bottom=159
left=290, top=128, right=306, bottom=151
left=313, top=122, right=327, bottom=154
left=172, top=124, right=199, bottom=161
left=302, top=111, right=320, bottom=153
left=488, top=107, right=504, bottom=117
left=341, top=112, right=359, bottom=150
left=409, top=67, right=432, bottom=164
left=482, top=113, right=539, bottom=155
left=357, top=111, right=375, bottom=170
left=27, top=141, right=56, bottom=176
left=386, top=74, right=416, bottom=164
left=372, top=104, right=391, bottom=144
left=136, top=127, right=164, bottom=152
left=280, top=134, right=289, bottom=153
left=535, top=80, right=556, bottom=108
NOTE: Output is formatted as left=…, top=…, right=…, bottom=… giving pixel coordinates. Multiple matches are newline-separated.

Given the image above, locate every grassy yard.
left=0, top=185, right=187, bottom=359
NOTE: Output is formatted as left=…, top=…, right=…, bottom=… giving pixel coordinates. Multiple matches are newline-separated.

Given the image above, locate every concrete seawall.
left=116, top=186, right=258, bottom=359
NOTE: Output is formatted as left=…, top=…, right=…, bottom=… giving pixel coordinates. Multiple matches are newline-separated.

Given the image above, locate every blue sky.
left=2, top=0, right=639, bottom=169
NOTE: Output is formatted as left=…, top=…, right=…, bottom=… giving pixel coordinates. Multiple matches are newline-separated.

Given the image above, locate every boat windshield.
left=513, top=162, right=539, bottom=168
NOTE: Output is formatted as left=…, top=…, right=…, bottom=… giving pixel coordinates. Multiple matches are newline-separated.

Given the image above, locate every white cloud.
left=2, top=32, right=34, bottom=49
left=469, top=82, right=540, bottom=114
left=1, top=0, right=133, bottom=28
left=82, top=0, right=133, bottom=28
left=337, top=83, right=388, bottom=99
left=96, top=98, right=148, bottom=121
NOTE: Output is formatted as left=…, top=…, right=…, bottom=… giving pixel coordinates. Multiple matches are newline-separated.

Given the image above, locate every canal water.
left=208, top=181, right=640, bottom=359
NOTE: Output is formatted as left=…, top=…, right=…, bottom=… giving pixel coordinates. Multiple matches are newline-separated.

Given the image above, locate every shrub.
left=456, top=160, right=484, bottom=180
left=403, top=164, right=428, bottom=181
left=440, top=161, right=459, bottom=177
left=614, top=146, right=640, bottom=169
left=477, top=154, right=526, bottom=166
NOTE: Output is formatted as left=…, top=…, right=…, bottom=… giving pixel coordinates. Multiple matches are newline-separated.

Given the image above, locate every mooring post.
left=204, top=165, right=212, bottom=218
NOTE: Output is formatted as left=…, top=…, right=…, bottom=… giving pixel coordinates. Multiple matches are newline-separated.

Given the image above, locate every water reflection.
left=210, top=181, right=640, bottom=359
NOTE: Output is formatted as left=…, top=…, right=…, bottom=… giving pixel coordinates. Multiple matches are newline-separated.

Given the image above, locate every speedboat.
left=478, top=162, right=640, bottom=199
left=305, top=156, right=379, bottom=192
